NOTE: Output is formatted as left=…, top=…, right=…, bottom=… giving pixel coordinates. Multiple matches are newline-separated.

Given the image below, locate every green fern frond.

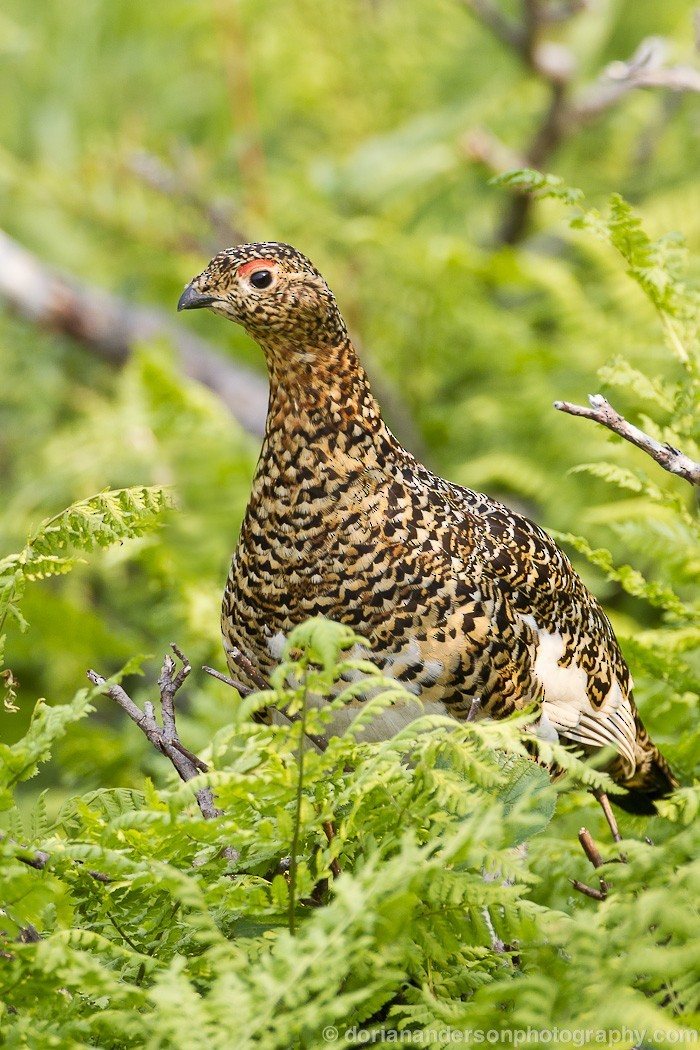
left=598, top=357, right=677, bottom=411
left=0, top=486, right=173, bottom=693
left=0, top=690, right=95, bottom=810
left=554, top=530, right=693, bottom=619
left=26, top=485, right=173, bottom=561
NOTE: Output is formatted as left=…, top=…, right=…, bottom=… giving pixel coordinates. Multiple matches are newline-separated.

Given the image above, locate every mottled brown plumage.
left=178, top=241, right=676, bottom=812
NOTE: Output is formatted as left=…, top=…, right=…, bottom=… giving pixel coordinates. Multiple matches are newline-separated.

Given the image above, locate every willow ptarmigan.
left=178, top=241, right=677, bottom=813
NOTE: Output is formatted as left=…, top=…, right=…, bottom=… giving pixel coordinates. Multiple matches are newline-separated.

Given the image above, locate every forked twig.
left=87, top=644, right=229, bottom=836
left=571, top=826, right=610, bottom=901
left=572, top=789, right=630, bottom=902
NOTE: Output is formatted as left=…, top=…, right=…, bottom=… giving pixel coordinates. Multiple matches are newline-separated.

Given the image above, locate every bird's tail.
left=614, top=713, right=678, bottom=815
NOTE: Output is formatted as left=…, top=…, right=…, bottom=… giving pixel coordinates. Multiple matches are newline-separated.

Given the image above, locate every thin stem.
left=592, top=788, right=623, bottom=846
left=322, top=821, right=341, bottom=879
left=660, top=312, right=690, bottom=366
left=106, top=911, right=144, bottom=955
left=288, top=668, right=310, bottom=936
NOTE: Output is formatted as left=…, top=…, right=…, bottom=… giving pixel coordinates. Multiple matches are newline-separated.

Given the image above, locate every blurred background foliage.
left=0, top=0, right=699, bottom=805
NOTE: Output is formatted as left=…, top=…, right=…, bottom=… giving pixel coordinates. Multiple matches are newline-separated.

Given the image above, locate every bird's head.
left=177, top=241, right=347, bottom=351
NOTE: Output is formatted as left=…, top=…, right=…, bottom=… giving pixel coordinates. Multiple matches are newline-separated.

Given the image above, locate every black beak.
left=177, top=282, right=219, bottom=312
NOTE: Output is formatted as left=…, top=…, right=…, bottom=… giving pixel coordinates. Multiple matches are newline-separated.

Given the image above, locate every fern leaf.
left=0, top=487, right=173, bottom=667
left=554, top=531, right=692, bottom=618
left=27, top=485, right=173, bottom=559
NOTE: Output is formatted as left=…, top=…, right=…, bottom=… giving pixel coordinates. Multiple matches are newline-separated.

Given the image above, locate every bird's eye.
left=249, top=269, right=273, bottom=290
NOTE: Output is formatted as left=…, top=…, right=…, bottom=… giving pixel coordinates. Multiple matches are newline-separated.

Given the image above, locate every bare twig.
left=202, top=664, right=252, bottom=695
left=0, top=229, right=267, bottom=437
left=87, top=645, right=225, bottom=826
left=572, top=827, right=609, bottom=900
left=226, top=646, right=270, bottom=691
left=15, top=848, right=51, bottom=871
left=572, top=793, right=632, bottom=902
left=465, top=696, right=482, bottom=723
left=574, top=39, right=700, bottom=123
left=571, top=877, right=607, bottom=901
left=497, top=80, right=569, bottom=243
left=554, top=394, right=700, bottom=486
left=461, top=0, right=577, bottom=242
left=158, top=644, right=191, bottom=745
left=204, top=656, right=330, bottom=753
left=578, top=826, right=604, bottom=869
left=10, top=842, right=111, bottom=884
left=322, top=820, right=342, bottom=879
left=592, top=787, right=623, bottom=845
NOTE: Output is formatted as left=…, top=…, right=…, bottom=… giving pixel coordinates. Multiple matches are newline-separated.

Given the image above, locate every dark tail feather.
left=613, top=748, right=678, bottom=816
left=612, top=790, right=660, bottom=816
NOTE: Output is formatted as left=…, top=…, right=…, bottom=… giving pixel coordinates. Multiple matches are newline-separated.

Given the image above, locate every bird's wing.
left=460, top=501, right=638, bottom=773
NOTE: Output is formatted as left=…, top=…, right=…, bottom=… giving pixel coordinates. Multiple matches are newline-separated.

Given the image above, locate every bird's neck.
left=261, top=334, right=388, bottom=459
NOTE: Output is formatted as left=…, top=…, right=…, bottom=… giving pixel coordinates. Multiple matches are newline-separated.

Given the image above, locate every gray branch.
left=574, top=37, right=700, bottom=122
left=87, top=645, right=233, bottom=835
left=554, top=394, right=700, bottom=487
left=7, top=838, right=111, bottom=883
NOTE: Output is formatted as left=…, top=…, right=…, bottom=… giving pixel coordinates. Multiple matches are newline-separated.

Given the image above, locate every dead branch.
left=87, top=644, right=230, bottom=833
left=592, top=787, right=623, bottom=845
left=226, top=646, right=269, bottom=691
left=465, top=697, right=482, bottom=723
left=574, top=37, right=700, bottom=122
left=571, top=787, right=635, bottom=901
left=322, top=821, right=342, bottom=879
left=554, top=394, right=700, bottom=486
left=0, top=229, right=267, bottom=437
left=571, top=827, right=609, bottom=899
left=578, top=826, right=604, bottom=868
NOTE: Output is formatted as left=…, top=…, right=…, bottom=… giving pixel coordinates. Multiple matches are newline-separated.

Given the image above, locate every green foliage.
left=0, top=486, right=171, bottom=713
left=1, top=620, right=698, bottom=1047
left=500, top=177, right=700, bottom=794
left=498, top=168, right=700, bottom=373
left=0, top=691, right=95, bottom=812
